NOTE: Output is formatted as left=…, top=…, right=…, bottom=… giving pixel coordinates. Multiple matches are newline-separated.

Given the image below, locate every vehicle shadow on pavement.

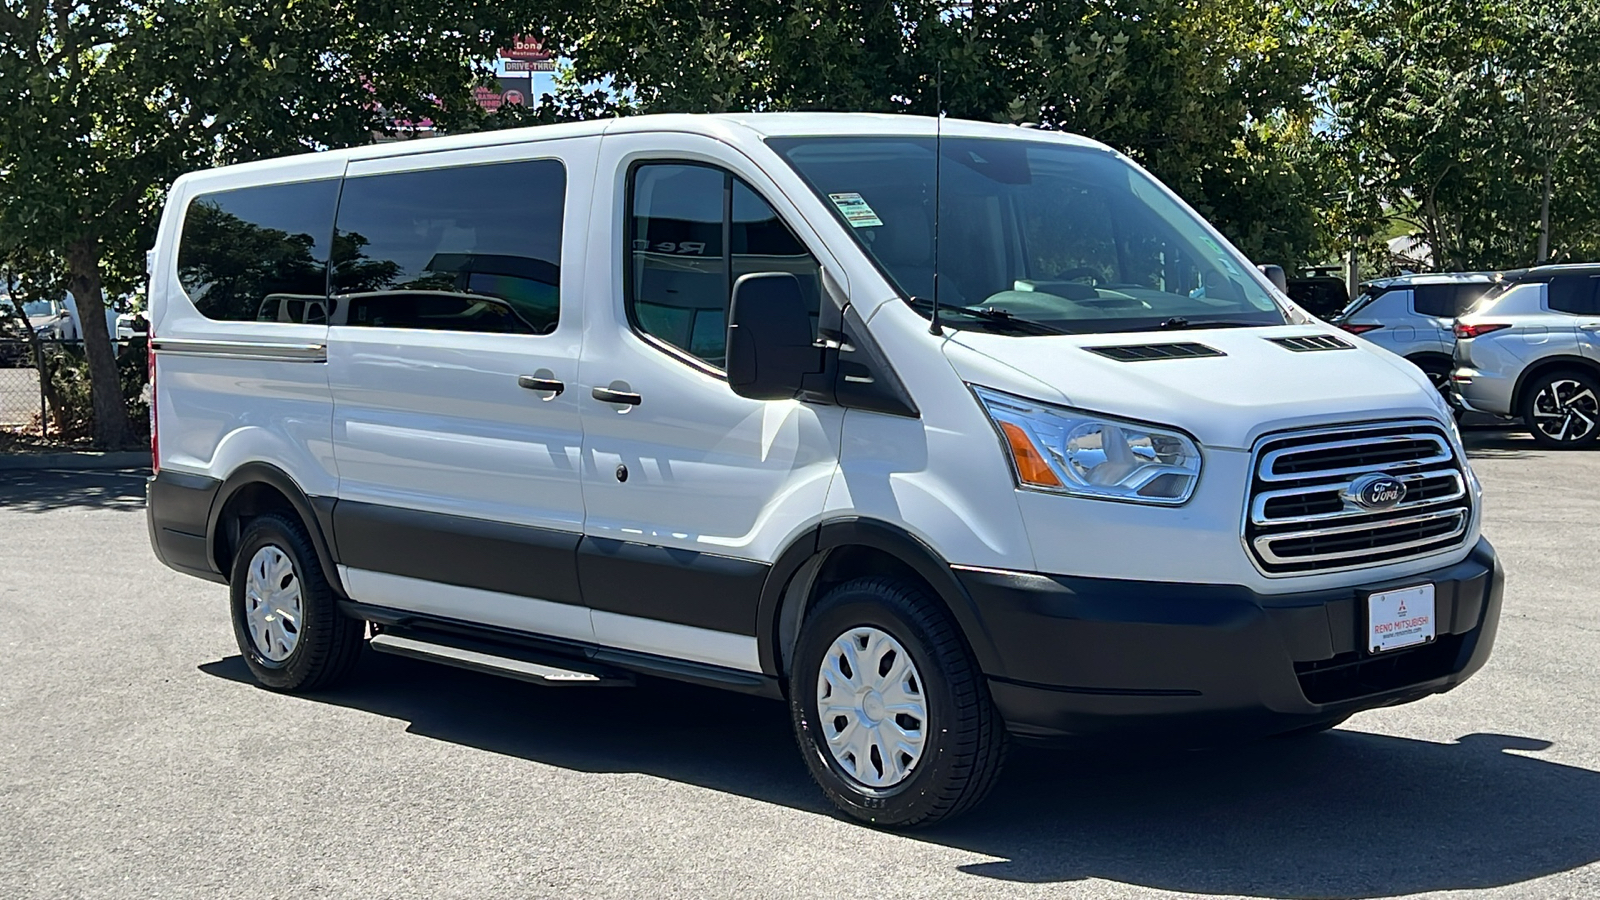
left=202, top=651, right=1600, bottom=898
left=0, top=468, right=148, bottom=512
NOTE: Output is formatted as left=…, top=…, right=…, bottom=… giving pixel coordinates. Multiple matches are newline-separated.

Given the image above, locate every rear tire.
left=1519, top=369, right=1600, bottom=448
left=229, top=512, right=363, bottom=691
left=789, top=576, right=1007, bottom=828
left=1411, top=356, right=1453, bottom=398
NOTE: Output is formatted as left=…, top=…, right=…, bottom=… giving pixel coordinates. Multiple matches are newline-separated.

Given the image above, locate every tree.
left=0, top=0, right=537, bottom=446
left=536, top=0, right=1326, bottom=267
left=1319, top=0, right=1600, bottom=273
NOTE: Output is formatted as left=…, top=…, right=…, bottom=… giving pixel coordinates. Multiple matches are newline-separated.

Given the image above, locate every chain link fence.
left=0, top=338, right=149, bottom=439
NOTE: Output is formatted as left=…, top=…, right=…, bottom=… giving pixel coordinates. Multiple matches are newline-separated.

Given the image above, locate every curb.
left=0, top=451, right=152, bottom=471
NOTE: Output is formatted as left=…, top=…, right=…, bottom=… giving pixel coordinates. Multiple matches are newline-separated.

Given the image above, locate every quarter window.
left=1547, top=275, right=1600, bottom=315
left=1414, top=284, right=1490, bottom=318
left=176, top=179, right=339, bottom=323
left=330, top=159, right=566, bottom=333
left=627, top=163, right=820, bottom=368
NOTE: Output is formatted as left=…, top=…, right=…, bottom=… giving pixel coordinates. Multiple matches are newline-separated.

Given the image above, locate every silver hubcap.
left=815, top=626, right=927, bottom=789
left=1531, top=379, right=1599, bottom=443
left=244, top=546, right=302, bottom=662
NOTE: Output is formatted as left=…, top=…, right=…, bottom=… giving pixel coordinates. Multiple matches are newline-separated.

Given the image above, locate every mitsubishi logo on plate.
left=1345, top=473, right=1407, bottom=511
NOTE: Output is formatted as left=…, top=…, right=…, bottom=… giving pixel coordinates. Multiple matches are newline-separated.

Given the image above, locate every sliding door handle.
left=591, top=386, right=642, bottom=406
left=1579, top=323, right=1600, bottom=333
left=517, top=375, right=565, bottom=395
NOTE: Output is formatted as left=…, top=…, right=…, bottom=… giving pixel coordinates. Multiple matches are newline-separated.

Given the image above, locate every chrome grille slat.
left=1245, top=420, right=1473, bottom=575
left=1259, top=434, right=1453, bottom=482
left=1249, top=469, right=1466, bottom=526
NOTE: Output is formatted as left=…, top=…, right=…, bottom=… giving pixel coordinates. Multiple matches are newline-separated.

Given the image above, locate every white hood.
left=945, top=325, right=1448, bottom=450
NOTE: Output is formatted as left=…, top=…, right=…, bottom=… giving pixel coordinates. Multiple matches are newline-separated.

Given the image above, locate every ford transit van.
left=145, top=114, right=1503, bottom=827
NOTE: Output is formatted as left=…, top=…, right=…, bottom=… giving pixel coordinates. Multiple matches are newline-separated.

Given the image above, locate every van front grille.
left=1245, top=421, right=1472, bottom=575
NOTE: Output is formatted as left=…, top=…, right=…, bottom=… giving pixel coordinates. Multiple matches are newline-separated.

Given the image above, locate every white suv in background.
left=1453, top=264, right=1600, bottom=447
left=1333, top=272, right=1497, bottom=395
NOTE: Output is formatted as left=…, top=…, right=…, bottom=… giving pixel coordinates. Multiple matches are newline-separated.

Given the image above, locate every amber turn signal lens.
left=999, top=421, right=1062, bottom=487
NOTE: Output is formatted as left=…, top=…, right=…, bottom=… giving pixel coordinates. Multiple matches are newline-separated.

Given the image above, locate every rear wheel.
left=1411, top=356, right=1453, bottom=397
left=789, top=576, right=1007, bottom=828
left=229, top=512, right=363, bottom=691
left=1520, top=370, right=1600, bottom=448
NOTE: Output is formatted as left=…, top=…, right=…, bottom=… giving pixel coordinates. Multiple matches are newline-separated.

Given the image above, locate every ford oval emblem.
left=1345, top=473, right=1407, bottom=511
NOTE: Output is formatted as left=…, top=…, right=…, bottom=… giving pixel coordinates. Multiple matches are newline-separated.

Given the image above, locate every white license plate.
left=1368, top=584, right=1436, bottom=653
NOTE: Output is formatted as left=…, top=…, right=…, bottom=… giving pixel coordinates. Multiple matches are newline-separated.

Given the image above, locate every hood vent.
left=1084, top=342, right=1225, bottom=362
left=1269, top=334, right=1354, bottom=352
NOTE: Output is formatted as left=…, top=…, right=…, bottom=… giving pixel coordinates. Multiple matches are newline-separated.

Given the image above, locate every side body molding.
left=755, top=517, right=1004, bottom=680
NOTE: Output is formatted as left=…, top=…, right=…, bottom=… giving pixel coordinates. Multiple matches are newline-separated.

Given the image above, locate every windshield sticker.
left=828, top=192, right=884, bottom=228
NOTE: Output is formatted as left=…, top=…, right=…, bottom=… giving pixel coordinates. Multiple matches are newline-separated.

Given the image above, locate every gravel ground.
left=1, top=428, right=1596, bottom=900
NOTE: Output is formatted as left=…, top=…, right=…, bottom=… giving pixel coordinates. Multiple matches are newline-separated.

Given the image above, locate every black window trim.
left=328, top=155, right=569, bottom=336
left=622, top=157, right=826, bottom=379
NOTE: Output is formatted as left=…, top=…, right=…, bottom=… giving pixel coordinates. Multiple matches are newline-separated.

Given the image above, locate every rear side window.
left=626, top=163, right=821, bottom=368
left=330, top=159, right=566, bottom=334
left=176, top=179, right=339, bottom=322
left=1415, top=283, right=1492, bottom=318
left=1547, top=275, right=1600, bottom=315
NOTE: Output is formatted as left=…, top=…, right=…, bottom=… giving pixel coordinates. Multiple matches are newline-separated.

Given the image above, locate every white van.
left=145, top=114, right=1503, bottom=827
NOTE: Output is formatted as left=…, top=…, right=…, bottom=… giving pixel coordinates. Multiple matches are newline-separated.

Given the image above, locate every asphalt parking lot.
left=2, top=427, right=1597, bottom=900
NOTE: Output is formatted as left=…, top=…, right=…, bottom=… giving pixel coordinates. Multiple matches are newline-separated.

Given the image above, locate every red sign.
left=499, top=36, right=552, bottom=61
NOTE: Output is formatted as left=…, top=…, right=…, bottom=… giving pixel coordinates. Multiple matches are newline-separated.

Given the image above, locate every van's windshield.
left=770, top=136, right=1286, bottom=335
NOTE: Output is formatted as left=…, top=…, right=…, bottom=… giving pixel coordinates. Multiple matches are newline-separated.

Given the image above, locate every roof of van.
left=170, top=113, right=1110, bottom=190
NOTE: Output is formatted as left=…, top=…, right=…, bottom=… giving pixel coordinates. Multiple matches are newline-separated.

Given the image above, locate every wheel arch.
left=1512, top=354, right=1600, bottom=413
left=756, top=517, right=1004, bottom=688
left=1404, top=350, right=1453, bottom=371
left=207, top=462, right=345, bottom=597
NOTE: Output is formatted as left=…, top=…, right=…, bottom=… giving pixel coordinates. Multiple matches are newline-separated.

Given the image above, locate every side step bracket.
left=369, top=629, right=634, bottom=688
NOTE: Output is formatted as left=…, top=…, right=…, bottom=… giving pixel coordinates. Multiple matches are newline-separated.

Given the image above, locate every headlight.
left=972, top=385, right=1202, bottom=505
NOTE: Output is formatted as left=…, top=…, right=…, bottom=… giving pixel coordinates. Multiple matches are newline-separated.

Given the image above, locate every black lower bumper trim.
left=957, top=538, right=1504, bottom=744
left=146, top=471, right=224, bottom=583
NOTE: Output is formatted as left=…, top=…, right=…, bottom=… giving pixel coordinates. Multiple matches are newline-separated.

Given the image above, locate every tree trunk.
left=1538, top=160, right=1553, bottom=263
left=65, top=237, right=134, bottom=448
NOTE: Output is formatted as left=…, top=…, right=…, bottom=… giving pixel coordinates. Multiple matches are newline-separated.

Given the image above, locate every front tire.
left=229, top=512, right=363, bottom=691
left=789, top=576, right=1007, bottom=828
left=1520, top=370, right=1600, bottom=448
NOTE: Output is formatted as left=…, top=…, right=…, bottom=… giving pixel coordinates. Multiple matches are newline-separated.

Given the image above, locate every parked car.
left=1452, top=264, right=1600, bottom=447
left=1286, top=273, right=1351, bottom=320
left=1332, top=272, right=1498, bottom=395
left=145, top=113, right=1502, bottom=828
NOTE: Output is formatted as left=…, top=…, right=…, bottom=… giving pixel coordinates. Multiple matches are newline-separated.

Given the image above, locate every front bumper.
left=956, top=538, right=1503, bottom=744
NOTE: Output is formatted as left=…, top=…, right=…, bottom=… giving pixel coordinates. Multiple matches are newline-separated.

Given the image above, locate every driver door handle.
left=517, top=375, right=564, bottom=395
left=592, top=386, right=643, bottom=406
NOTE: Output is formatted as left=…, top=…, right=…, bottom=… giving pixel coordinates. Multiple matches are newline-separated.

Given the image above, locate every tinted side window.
left=627, top=164, right=820, bottom=368
left=1452, top=284, right=1490, bottom=316
left=331, top=159, right=565, bottom=333
left=177, top=179, right=338, bottom=322
left=1412, top=285, right=1455, bottom=318
left=1547, top=276, right=1600, bottom=315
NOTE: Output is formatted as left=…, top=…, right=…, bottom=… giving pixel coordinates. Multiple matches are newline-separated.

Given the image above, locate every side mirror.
left=1259, top=264, right=1288, bottom=294
left=726, top=272, right=821, bottom=401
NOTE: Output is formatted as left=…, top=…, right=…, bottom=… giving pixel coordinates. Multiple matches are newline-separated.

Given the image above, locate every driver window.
left=627, top=163, right=821, bottom=368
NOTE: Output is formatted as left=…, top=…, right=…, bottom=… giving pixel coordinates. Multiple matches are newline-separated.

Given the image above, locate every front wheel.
left=1520, top=370, right=1600, bottom=448
left=789, top=577, right=1007, bottom=828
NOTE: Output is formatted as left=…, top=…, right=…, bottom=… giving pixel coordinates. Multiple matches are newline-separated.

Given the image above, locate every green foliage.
left=538, top=0, right=1325, bottom=267
left=1318, top=0, right=1600, bottom=271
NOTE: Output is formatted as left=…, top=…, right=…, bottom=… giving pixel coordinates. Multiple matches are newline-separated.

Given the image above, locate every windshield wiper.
left=1149, top=317, right=1268, bottom=331
left=906, top=297, right=1065, bottom=335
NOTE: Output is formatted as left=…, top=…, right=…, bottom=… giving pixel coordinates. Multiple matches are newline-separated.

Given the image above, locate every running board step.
left=369, top=631, right=634, bottom=687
